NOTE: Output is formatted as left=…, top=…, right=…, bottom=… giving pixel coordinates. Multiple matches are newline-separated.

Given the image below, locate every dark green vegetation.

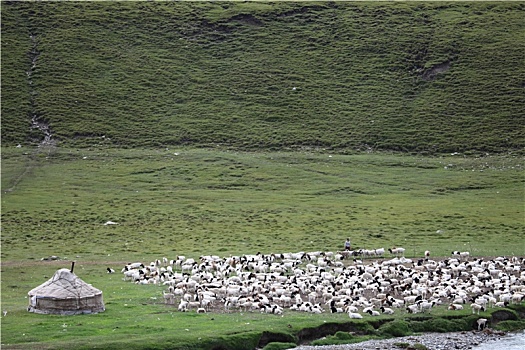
left=306, top=309, right=525, bottom=347
left=1, top=1, right=524, bottom=350
left=261, top=342, right=298, bottom=350
left=2, top=1, right=524, bottom=153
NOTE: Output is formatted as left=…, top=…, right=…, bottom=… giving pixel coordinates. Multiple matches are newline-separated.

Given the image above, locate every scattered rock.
left=295, top=330, right=507, bottom=350
left=41, top=255, right=60, bottom=261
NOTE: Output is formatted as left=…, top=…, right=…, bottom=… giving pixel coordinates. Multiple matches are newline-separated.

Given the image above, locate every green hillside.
left=2, top=1, right=525, bottom=153
left=1, top=4, right=525, bottom=349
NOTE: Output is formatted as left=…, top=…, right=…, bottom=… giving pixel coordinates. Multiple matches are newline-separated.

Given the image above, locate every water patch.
left=472, top=330, right=525, bottom=350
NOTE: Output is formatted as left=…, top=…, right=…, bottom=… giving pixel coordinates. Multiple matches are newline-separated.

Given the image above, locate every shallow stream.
left=471, top=330, right=525, bottom=350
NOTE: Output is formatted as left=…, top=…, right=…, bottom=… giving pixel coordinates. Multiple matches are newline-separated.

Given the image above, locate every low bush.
left=495, top=320, right=525, bottom=332
left=411, top=344, right=429, bottom=350
left=206, top=332, right=261, bottom=350
left=379, top=320, right=412, bottom=337
left=446, top=315, right=481, bottom=331
left=352, top=320, right=378, bottom=334
left=261, top=342, right=297, bottom=350
left=409, top=318, right=457, bottom=333
left=333, top=331, right=353, bottom=340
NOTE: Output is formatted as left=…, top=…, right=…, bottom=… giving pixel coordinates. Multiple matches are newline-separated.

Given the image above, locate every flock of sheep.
left=118, top=248, right=525, bottom=325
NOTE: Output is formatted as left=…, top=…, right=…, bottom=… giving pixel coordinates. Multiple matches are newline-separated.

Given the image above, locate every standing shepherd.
left=344, top=238, right=351, bottom=251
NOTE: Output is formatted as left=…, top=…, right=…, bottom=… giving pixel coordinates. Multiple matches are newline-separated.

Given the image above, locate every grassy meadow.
left=1, top=147, right=524, bottom=349
left=1, top=1, right=525, bottom=349
left=2, top=147, right=524, bottom=263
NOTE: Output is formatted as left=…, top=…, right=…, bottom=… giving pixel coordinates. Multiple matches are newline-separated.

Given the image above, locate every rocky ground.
left=295, top=329, right=507, bottom=350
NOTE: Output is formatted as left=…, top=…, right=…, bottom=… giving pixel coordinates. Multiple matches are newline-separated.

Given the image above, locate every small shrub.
left=409, top=318, right=457, bottom=333
left=393, top=342, right=410, bottom=348
left=379, top=320, right=412, bottom=337
left=215, top=332, right=261, bottom=350
left=352, top=320, right=377, bottom=334
left=447, top=317, right=470, bottom=331
left=334, top=331, right=353, bottom=340
left=310, top=332, right=351, bottom=346
left=495, top=320, right=525, bottom=332
left=411, top=344, right=428, bottom=350
left=261, top=342, right=297, bottom=350
left=431, top=318, right=457, bottom=332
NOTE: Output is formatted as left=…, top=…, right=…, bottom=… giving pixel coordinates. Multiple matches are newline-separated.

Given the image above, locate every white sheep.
left=262, top=304, right=283, bottom=315
left=123, top=269, right=141, bottom=282
left=511, top=293, right=524, bottom=304
left=470, top=303, right=485, bottom=315
left=477, top=318, right=488, bottom=330
left=404, top=295, right=423, bottom=304
left=348, top=311, right=363, bottom=319
left=163, top=292, right=175, bottom=305
left=452, top=251, right=470, bottom=260
left=310, top=304, right=324, bottom=314
left=388, top=247, right=405, bottom=257
left=374, top=248, right=385, bottom=257
left=124, top=250, right=523, bottom=318
left=345, top=305, right=358, bottom=313
left=460, top=251, right=470, bottom=259
left=366, top=309, right=380, bottom=316
left=380, top=306, right=394, bottom=314
left=123, top=262, right=144, bottom=270
left=178, top=300, right=188, bottom=312
left=486, top=296, right=497, bottom=308
left=448, top=303, right=464, bottom=310
left=406, top=304, right=419, bottom=314
left=418, top=300, right=436, bottom=313
left=499, top=293, right=512, bottom=303
left=307, top=291, right=318, bottom=304
left=494, top=301, right=508, bottom=308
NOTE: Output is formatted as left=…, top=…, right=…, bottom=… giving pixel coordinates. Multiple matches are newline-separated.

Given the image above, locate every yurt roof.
left=28, top=268, right=102, bottom=299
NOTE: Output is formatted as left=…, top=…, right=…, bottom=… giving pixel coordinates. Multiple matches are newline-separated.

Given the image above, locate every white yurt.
left=28, top=265, right=105, bottom=315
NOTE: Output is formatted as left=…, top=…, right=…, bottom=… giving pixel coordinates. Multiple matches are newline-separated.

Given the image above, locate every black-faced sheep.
left=388, top=247, right=405, bottom=257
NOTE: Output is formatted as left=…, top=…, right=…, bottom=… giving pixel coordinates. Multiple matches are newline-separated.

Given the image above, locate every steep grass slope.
left=2, top=1, right=524, bottom=154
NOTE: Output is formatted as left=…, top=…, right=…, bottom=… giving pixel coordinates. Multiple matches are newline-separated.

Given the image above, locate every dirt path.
left=0, top=259, right=129, bottom=268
